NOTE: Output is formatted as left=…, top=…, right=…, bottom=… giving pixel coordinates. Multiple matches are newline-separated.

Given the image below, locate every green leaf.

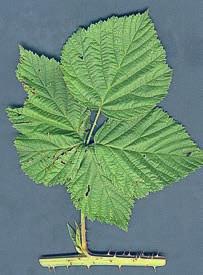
left=7, top=48, right=89, bottom=186
left=67, top=223, right=77, bottom=245
left=95, top=108, right=203, bottom=196
left=75, top=221, right=82, bottom=249
left=15, top=46, right=89, bottom=137
left=65, top=108, right=203, bottom=230
left=61, top=11, right=172, bottom=120
left=67, top=222, right=82, bottom=253
left=7, top=16, right=203, bottom=231
left=67, top=147, right=134, bottom=230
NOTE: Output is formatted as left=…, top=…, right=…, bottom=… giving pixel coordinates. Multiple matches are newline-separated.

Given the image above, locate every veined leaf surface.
left=7, top=48, right=89, bottom=185
left=7, top=17, right=203, bottom=230
left=66, top=108, right=203, bottom=229
left=61, top=11, right=172, bottom=120
left=8, top=48, right=133, bottom=229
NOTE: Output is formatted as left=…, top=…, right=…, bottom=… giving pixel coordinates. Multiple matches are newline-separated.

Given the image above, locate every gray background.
left=0, top=0, right=203, bottom=274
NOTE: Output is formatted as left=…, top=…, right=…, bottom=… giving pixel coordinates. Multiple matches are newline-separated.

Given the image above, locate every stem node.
left=39, top=211, right=167, bottom=269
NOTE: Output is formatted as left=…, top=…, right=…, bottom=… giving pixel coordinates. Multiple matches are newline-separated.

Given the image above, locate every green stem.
left=86, top=107, right=101, bottom=145
left=39, top=253, right=166, bottom=269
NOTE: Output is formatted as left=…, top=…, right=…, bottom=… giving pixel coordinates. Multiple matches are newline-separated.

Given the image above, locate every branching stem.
left=39, top=108, right=167, bottom=270
left=39, top=212, right=167, bottom=270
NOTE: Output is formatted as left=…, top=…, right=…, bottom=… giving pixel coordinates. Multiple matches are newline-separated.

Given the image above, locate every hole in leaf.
left=79, top=54, right=84, bottom=60
left=186, top=152, right=192, bottom=157
left=85, top=185, right=90, bottom=197
left=61, top=160, right=66, bottom=164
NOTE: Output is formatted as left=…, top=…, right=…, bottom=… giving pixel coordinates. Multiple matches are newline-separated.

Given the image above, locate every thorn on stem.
left=151, top=253, right=154, bottom=259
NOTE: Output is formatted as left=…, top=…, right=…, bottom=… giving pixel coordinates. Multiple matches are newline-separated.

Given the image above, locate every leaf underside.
left=7, top=12, right=203, bottom=230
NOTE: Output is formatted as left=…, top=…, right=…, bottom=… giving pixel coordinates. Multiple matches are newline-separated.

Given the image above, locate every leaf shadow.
left=40, top=252, right=78, bottom=259
left=8, top=104, right=23, bottom=109
left=40, top=249, right=165, bottom=258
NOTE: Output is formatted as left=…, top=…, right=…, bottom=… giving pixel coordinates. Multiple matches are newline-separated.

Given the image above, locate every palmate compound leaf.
left=61, top=11, right=172, bottom=120
left=7, top=17, right=203, bottom=230
left=8, top=46, right=203, bottom=230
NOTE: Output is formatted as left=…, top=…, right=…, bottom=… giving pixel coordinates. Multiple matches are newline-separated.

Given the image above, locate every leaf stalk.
left=80, top=212, right=89, bottom=255
left=86, top=107, right=101, bottom=144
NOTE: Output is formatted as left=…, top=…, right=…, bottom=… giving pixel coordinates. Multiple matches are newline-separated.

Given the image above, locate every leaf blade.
left=67, top=148, right=134, bottom=231
left=16, top=46, right=89, bottom=136
left=95, top=107, right=203, bottom=198
left=61, top=11, right=172, bottom=119
left=7, top=48, right=89, bottom=186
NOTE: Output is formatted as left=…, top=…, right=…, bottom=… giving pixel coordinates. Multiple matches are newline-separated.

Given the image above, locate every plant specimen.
left=7, top=11, right=203, bottom=270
